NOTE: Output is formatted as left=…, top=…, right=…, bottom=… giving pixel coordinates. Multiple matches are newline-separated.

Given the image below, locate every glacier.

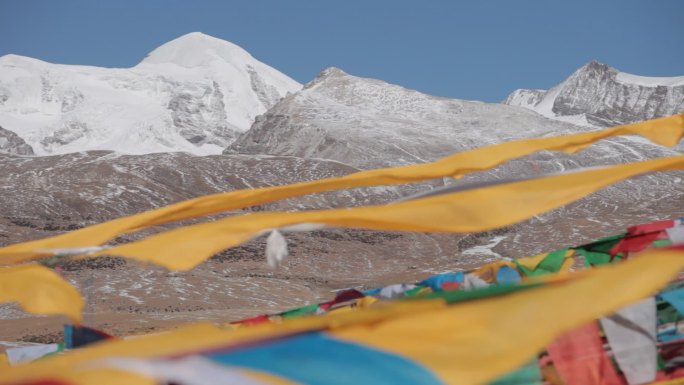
left=0, top=32, right=301, bottom=156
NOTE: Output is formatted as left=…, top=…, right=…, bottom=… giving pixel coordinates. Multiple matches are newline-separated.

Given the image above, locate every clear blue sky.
left=1, top=0, right=682, bottom=102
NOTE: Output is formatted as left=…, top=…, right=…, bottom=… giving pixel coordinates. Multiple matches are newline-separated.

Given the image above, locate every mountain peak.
left=0, top=54, right=49, bottom=67
left=304, top=67, right=351, bottom=89
left=573, top=60, right=684, bottom=87
left=583, top=59, right=610, bottom=70
left=504, top=60, right=684, bottom=127
left=318, top=67, right=348, bottom=78
left=574, top=60, right=614, bottom=77
left=139, top=32, right=253, bottom=68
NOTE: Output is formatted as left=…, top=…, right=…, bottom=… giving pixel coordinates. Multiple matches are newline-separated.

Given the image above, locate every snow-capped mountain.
left=0, top=32, right=301, bottom=155
left=227, top=67, right=573, bottom=168
left=225, top=66, right=678, bottom=170
left=505, top=60, right=684, bottom=127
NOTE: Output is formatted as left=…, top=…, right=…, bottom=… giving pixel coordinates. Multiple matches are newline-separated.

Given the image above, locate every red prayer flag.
left=547, top=322, right=626, bottom=385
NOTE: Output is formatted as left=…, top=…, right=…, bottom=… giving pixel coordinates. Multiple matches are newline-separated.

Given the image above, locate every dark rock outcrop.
left=0, top=126, right=34, bottom=155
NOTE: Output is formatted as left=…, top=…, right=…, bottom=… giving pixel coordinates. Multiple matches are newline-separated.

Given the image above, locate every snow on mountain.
left=226, top=66, right=679, bottom=170
left=505, top=60, right=684, bottom=127
left=0, top=32, right=301, bottom=155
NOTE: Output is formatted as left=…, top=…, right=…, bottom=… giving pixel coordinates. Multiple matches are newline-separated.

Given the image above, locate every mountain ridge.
left=226, top=65, right=611, bottom=169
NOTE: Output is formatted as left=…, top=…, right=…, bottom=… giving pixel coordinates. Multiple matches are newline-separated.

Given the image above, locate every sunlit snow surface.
left=0, top=33, right=301, bottom=155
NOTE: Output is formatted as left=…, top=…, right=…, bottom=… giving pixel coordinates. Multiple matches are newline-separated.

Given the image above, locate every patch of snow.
left=615, top=72, right=684, bottom=87
left=462, top=235, right=508, bottom=259
left=118, top=290, right=144, bottom=305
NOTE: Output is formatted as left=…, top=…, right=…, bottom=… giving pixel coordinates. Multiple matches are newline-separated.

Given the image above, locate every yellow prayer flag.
left=0, top=264, right=83, bottom=323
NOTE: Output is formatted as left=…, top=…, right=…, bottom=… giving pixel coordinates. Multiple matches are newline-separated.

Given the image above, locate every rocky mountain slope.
left=504, top=60, right=684, bottom=127
left=0, top=125, right=33, bottom=155
left=0, top=32, right=301, bottom=155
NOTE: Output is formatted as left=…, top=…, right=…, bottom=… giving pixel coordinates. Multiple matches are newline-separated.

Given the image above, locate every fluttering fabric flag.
left=574, top=233, right=625, bottom=267
left=3, top=248, right=684, bottom=385
left=5, top=344, right=64, bottom=366
left=462, top=273, right=490, bottom=289
left=377, top=284, right=417, bottom=299
left=667, top=225, right=684, bottom=246
left=515, top=248, right=569, bottom=276
left=660, top=288, right=684, bottom=318
left=547, top=322, right=626, bottom=385
left=0, top=264, right=83, bottom=323
left=487, top=360, right=543, bottom=385
left=600, top=298, right=657, bottom=385
left=495, top=266, right=522, bottom=284
left=64, top=325, right=115, bottom=349
left=0, top=113, right=682, bottom=265
left=102, top=356, right=274, bottom=385
left=420, top=272, right=465, bottom=291
left=318, top=289, right=365, bottom=311
left=86, top=154, right=684, bottom=270
left=265, top=230, right=288, bottom=267
left=473, top=261, right=517, bottom=283
left=628, top=219, right=678, bottom=235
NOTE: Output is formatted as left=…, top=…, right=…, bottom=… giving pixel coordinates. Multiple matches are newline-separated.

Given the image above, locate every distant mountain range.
left=224, top=66, right=680, bottom=169
left=1, top=33, right=683, bottom=158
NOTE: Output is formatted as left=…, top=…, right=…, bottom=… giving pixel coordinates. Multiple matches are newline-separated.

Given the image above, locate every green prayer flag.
left=576, top=249, right=612, bottom=267
left=577, top=233, right=626, bottom=253
left=403, top=286, right=426, bottom=297
left=488, top=360, right=543, bottom=385
left=416, top=281, right=544, bottom=304
left=515, top=248, right=568, bottom=276
left=279, top=304, right=319, bottom=318
left=653, top=239, right=673, bottom=248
